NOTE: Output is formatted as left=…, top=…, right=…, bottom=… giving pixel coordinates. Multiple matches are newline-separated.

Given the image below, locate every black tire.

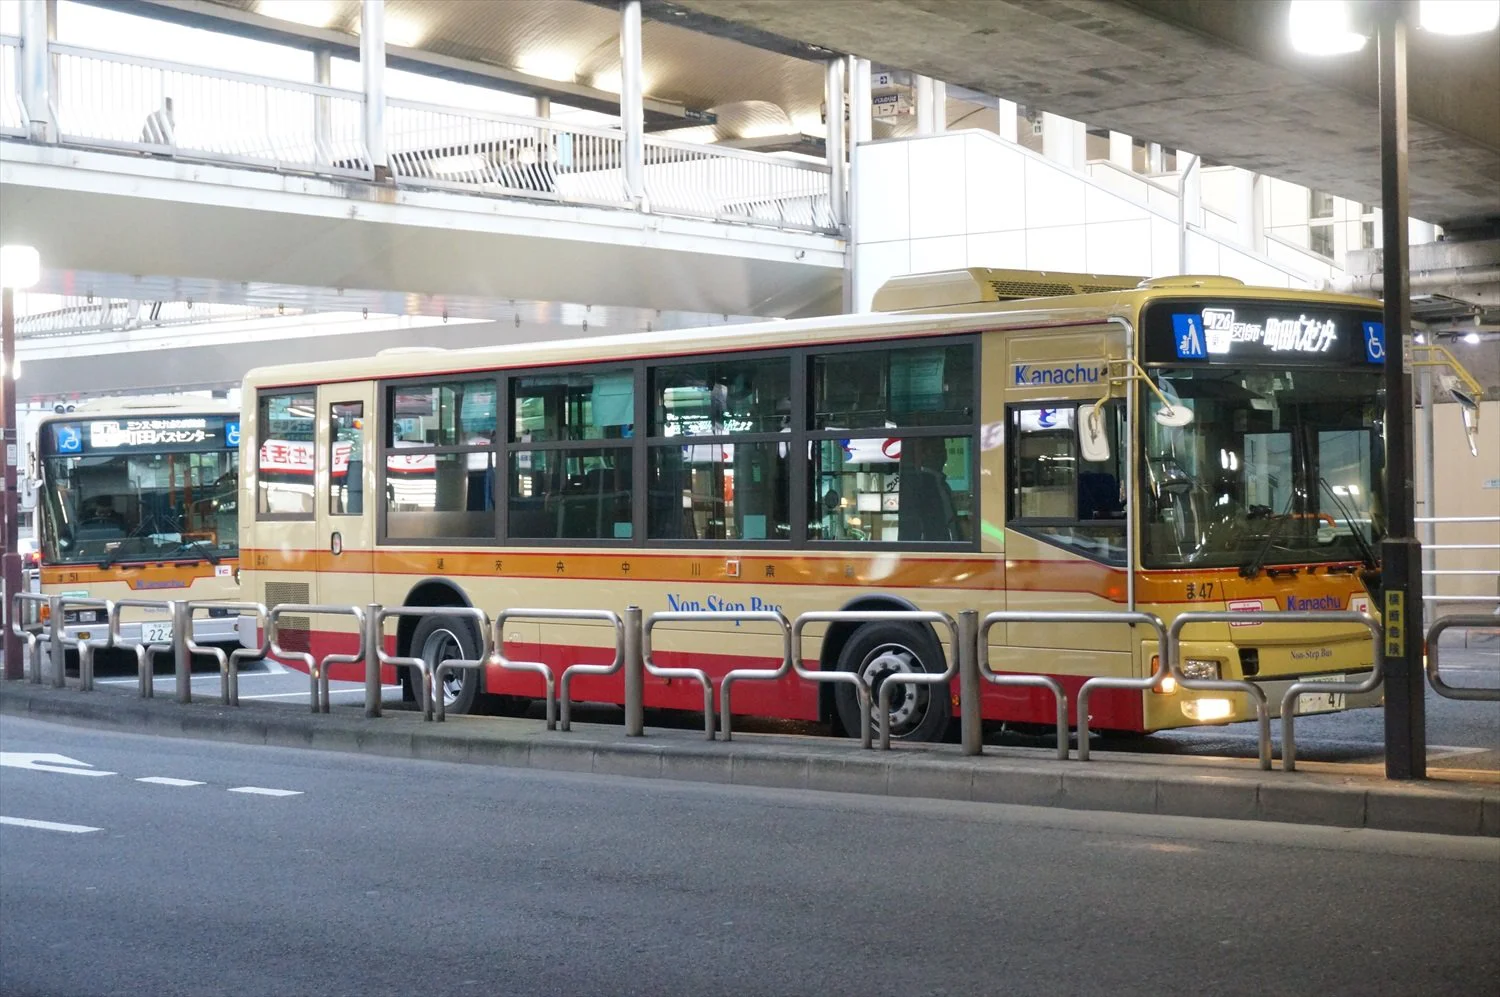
left=833, top=622, right=951, bottom=743
left=408, top=614, right=483, bottom=715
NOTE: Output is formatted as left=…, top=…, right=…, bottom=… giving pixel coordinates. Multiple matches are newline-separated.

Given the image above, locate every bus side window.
left=330, top=402, right=363, bottom=516
left=1008, top=403, right=1126, bottom=564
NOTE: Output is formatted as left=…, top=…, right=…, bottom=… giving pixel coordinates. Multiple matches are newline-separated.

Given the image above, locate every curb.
left=4, top=683, right=1496, bottom=838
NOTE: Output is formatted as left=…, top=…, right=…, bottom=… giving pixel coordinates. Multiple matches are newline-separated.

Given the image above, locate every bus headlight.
left=1182, top=698, right=1234, bottom=722
left=1181, top=659, right=1221, bottom=681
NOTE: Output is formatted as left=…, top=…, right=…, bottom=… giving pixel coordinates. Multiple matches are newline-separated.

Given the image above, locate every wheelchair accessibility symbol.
left=1362, top=321, right=1385, bottom=364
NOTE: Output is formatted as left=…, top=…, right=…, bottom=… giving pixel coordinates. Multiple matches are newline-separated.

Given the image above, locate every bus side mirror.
left=1444, top=377, right=1481, bottom=458
left=1079, top=403, right=1111, bottom=463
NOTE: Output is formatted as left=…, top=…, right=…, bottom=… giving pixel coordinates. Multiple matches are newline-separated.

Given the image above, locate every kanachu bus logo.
left=1286, top=595, right=1342, bottom=611
left=1011, top=362, right=1108, bottom=387
left=665, top=592, right=784, bottom=621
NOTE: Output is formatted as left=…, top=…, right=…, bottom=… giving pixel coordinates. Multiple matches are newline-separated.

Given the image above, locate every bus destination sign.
left=45, top=416, right=238, bottom=455
left=1142, top=299, right=1383, bottom=367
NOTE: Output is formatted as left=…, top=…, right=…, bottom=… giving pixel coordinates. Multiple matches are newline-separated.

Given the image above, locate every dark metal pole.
left=2, top=286, right=23, bottom=680
left=1377, top=1, right=1425, bottom=780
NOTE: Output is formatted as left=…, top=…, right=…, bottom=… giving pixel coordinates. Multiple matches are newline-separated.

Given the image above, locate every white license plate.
left=141, top=623, right=173, bottom=644
left=1297, top=674, right=1347, bottom=714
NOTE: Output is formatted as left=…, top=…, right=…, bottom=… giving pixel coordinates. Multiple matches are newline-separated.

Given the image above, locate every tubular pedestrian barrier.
left=110, top=599, right=180, bottom=698
left=269, top=604, right=368, bottom=715
left=490, top=609, right=624, bottom=732
left=9, top=593, right=48, bottom=684
left=1166, top=612, right=1273, bottom=771
left=634, top=610, right=792, bottom=742
left=791, top=610, right=960, bottom=750
left=1426, top=615, right=1500, bottom=702
left=1274, top=612, right=1383, bottom=771
left=640, top=611, right=726, bottom=740
left=185, top=602, right=270, bottom=706
left=374, top=606, right=490, bottom=722
left=978, top=612, right=1165, bottom=762
left=55, top=596, right=115, bottom=692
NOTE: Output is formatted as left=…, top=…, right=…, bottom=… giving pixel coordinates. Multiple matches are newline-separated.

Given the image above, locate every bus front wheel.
left=833, top=622, right=951, bottom=743
left=406, top=614, right=482, bottom=715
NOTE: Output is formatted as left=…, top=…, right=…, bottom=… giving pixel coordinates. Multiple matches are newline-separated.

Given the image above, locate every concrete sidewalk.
left=3, top=679, right=1496, bottom=838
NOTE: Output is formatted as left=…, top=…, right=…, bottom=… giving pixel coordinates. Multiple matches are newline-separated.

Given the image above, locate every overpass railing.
left=48, top=43, right=372, bottom=178
left=10, top=42, right=838, bottom=235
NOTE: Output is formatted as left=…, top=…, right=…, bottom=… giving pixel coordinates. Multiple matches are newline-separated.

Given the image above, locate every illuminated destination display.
left=45, top=415, right=237, bottom=455
left=1142, top=299, right=1384, bottom=366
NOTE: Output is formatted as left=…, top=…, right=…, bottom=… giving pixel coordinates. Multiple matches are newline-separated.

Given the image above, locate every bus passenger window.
left=330, top=402, right=363, bottom=516
left=382, top=378, right=498, bottom=541
left=257, top=391, right=316, bottom=518
left=809, top=436, right=972, bottom=544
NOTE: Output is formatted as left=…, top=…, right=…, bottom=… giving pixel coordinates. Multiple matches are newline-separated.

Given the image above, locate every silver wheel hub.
left=421, top=628, right=466, bottom=707
left=859, top=644, right=923, bottom=731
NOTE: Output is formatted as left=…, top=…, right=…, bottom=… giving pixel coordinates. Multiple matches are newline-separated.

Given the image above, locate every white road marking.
left=0, top=752, right=116, bottom=777
left=227, top=787, right=302, bottom=797
left=136, top=777, right=206, bottom=787
left=238, top=686, right=399, bottom=701
left=0, top=816, right=103, bottom=834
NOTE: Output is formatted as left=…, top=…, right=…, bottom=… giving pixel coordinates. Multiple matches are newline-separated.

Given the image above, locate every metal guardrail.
left=10, top=593, right=49, bottom=684
left=1166, top=612, right=1275, bottom=772
left=1075, top=613, right=1172, bottom=763
left=1276, top=612, right=1383, bottom=772
left=269, top=604, right=367, bottom=714
left=109, top=599, right=180, bottom=698
left=791, top=610, right=960, bottom=750
left=54, top=596, right=115, bottom=693
left=1426, top=615, right=1500, bottom=702
left=49, top=42, right=371, bottom=177
left=373, top=606, right=489, bottom=722
left=641, top=611, right=721, bottom=740
left=186, top=602, right=270, bottom=706
left=491, top=609, right=625, bottom=732
left=1417, top=515, right=1500, bottom=606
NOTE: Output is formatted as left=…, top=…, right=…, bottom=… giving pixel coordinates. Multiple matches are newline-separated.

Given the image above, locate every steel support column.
left=1377, top=1, right=1424, bottom=780
left=18, top=0, right=52, bottom=142
left=313, top=48, right=332, bottom=166
left=825, top=58, right=847, bottom=233
left=620, top=0, right=646, bottom=206
left=360, top=0, right=387, bottom=177
left=914, top=75, right=935, bottom=134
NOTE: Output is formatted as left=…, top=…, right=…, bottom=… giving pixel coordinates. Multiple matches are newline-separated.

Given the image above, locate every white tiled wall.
left=852, top=131, right=1329, bottom=311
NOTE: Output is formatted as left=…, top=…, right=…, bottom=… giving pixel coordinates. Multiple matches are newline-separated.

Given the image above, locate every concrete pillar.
left=997, top=98, right=1018, bottom=142
left=1178, top=153, right=1201, bottom=274
left=1409, top=219, right=1436, bottom=245
left=848, top=56, right=872, bottom=146
left=619, top=0, right=645, bottom=206
left=18, top=0, right=53, bottom=141
left=914, top=75, right=936, bottom=134
left=825, top=58, right=846, bottom=231
left=1147, top=142, right=1164, bottom=174
left=931, top=79, right=946, bottom=133
left=1041, top=112, right=1084, bottom=170
left=359, top=0, right=387, bottom=175
left=1108, top=130, right=1133, bottom=170
left=535, top=95, right=551, bottom=118
left=312, top=48, right=332, bottom=165
left=1235, top=169, right=1266, bottom=253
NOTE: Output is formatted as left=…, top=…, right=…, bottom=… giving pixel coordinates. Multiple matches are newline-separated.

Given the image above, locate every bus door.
left=317, top=384, right=377, bottom=624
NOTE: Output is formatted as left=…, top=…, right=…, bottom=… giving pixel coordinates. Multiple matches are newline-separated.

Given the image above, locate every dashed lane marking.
left=227, top=787, right=302, bottom=797
left=136, top=777, right=206, bottom=787
left=1, top=816, right=103, bottom=834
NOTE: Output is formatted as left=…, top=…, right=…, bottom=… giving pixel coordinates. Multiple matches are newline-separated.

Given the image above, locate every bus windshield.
left=40, top=449, right=239, bottom=566
left=1140, top=367, right=1384, bottom=571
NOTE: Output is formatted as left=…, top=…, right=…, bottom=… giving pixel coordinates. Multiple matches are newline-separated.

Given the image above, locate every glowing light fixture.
left=517, top=50, right=578, bottom=83
left=1463, top=331, right=1482, bottom=344
left=382, top=13, right=426, bottom=48
left=1419, top=0, right=1500, bottom=34
left=1288, top=0, right=1368, bottom=54
left=258, top=0, right=337, bottom=29
left=0, top=244, right=41, bottom=290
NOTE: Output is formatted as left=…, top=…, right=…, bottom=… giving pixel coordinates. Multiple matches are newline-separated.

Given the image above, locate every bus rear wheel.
left=833, top=622, right=950, bottom=743
left=406, top=614, right=482, bottom=715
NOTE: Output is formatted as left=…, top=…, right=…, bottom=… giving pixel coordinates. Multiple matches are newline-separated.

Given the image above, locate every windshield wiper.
left=167, top=539, right=221, bottom=566
left=1240, top=490, right=1297, bottom=579
left=1318, top=476, right=1379, bottom=571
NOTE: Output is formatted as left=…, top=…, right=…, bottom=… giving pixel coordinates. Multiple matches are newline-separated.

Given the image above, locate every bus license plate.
left=1297, top=675, right=1347, bottom=715
left=142, top=623, right=173, bottom=644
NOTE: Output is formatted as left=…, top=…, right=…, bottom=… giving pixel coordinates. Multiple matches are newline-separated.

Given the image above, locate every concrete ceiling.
left=661, top=0, right=1500, bottom=228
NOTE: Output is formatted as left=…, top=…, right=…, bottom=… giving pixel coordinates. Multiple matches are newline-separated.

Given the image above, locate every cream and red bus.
left=239, top=270, right=1412, bottom=740
left=33, top=397, right=242, bottom=647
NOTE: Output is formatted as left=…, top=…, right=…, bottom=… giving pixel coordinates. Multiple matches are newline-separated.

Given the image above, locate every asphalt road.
left=2, top=717, right=1497, bottom=997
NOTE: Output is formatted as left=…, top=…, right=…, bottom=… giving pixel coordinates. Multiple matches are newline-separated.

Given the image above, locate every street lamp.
left=1, top=243, right=40, bottom=681
left=1288, top=0, right=1498, bottom=780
